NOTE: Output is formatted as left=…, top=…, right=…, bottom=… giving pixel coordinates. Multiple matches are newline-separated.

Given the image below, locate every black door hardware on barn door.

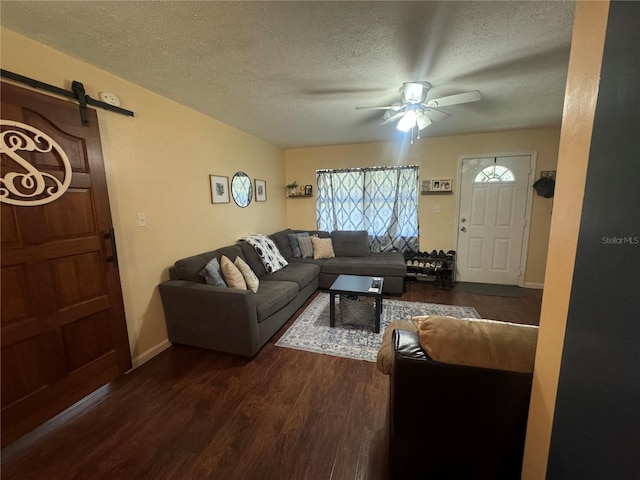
left=1, top=69, right=135, bottom=126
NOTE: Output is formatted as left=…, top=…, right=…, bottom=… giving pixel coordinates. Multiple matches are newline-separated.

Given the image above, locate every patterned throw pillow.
left=287, top=232, right=309, bottom=258
left=239, top=234, right=289, bottom=273
left=311, top=236, right=335, bottom=259
left=297, top=235, right=315, bottom=258
left=199, top=257, right=227, bottom=287
left=220, top=255, right=247, bottom=290
left=234, top=256, right=259, bottom=293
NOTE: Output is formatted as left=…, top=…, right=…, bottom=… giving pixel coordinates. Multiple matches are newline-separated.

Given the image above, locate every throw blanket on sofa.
left=239, top=234, right=289, bottom=274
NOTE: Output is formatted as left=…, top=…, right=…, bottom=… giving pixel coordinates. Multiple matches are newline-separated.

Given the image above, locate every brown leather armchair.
left=388, top=328, right=534, bottom=480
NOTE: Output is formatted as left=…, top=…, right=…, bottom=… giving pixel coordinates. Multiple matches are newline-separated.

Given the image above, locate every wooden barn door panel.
left=1, top=82, right=131, bottom=446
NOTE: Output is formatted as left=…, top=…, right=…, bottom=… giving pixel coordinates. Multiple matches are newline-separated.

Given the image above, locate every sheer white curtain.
left=316, top=165, right=419, bottom=252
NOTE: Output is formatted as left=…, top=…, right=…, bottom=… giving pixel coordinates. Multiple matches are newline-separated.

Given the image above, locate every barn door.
left=1, top=82, right=131, bottom=446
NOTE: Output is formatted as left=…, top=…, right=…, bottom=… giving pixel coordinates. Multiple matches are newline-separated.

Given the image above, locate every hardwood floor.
left=1, top=282, right=542, bottom=480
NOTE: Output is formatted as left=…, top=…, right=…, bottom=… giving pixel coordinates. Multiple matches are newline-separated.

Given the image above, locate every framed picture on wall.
left=421, top=178, right=453, bottom=194
left=304, top=185, right=313, bottom=196
left=432, top=178, right=452, bottom=192
left=210, top=175, right=230, bottom=204
left=255, top=179, right=267, bottom=202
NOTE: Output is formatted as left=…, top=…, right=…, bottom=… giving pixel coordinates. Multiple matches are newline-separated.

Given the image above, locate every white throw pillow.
left=311, top=236, right=335, bottom=259
left=220, top=255, right=247, bottom=290
left=234, top=256, right=259, bottom=293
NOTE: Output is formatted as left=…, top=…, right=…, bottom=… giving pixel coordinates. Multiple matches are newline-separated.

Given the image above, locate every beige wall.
left=1, top=28, right=287, bottom=365
left=285, top=127, right=560, bottom=286
left=521, top=2, right=609, bottom=478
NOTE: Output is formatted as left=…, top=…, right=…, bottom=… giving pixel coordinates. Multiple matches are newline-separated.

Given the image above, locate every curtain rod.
left=316, top=165, right=418, bottom=174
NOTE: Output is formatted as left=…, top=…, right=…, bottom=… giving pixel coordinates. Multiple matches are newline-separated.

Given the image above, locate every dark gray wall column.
left=546, top=1, right=640, bottom=478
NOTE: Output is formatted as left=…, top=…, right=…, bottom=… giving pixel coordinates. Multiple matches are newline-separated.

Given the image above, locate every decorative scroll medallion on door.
left=0, top=119, right=71, bottom=206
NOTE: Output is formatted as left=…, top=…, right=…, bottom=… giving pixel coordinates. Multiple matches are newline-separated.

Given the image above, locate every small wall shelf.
left=287, top=194, right=313, bottom=198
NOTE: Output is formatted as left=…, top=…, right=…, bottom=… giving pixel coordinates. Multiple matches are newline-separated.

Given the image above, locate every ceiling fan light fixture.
left=416, top=112, right=432, bottom=131
left=397, top=110, right=417, bottom=132
left=356, top=81, right=478, bottom=137
left=401, top=82, right=430, bottom=104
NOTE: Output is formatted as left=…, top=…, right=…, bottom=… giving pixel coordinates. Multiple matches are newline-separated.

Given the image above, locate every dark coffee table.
left=329, top=274, right=384, bottom=333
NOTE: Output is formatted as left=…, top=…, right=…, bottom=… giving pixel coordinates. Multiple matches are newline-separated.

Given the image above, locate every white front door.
left=456, top=155, right=533, bottom=285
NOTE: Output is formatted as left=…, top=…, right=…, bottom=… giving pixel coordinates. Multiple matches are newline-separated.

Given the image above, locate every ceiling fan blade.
left=355, top=105, right=397, bottom=110
left=379, top=110, right=406, bottom=126
left=423, top=108, right=451, bottom=123
left=426, top=90, right=481, bottom=107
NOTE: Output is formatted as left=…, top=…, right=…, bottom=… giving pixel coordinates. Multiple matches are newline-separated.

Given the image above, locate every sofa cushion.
left=174, top=254, right=213, bottom=283
left=331, top=230, right=370, bottom=257
left=320, top=252, right=406, bottom=277
left=297, top=230, right=331, bottom=238
left=216, top=245, right=244, bottom=263
left=312, top=236, right=335, bottom=259
left=261, top=262, right=320, bottom=290
left=288, top=232, right=309, bottom=258
left=199, top=257, right=227, bottom=287
left=253, top=280, right=299, bottom=322
left=239, top=234, right=288, bottom=273
left=298, top=235, right=315, bottom=258
left=376, top=319, right=418, bottom=375
left=416, top=316, right=539, bottom=373
left=270, top=228, right=295, bottom=259
left=220, top=256, right=247, bottom=290
left=234, top=256, right=259, bottom=293
left=237, top=241, right=268, bottom=277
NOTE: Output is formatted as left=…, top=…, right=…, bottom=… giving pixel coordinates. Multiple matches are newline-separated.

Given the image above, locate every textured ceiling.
left=1, top=1, right=576, bottom=148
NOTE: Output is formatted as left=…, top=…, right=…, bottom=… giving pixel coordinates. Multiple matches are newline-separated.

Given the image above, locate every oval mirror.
left=231, top=172, right=253, bottom=208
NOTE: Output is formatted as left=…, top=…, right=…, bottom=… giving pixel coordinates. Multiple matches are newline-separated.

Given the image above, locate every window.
left=316, top=165, right=419, bottom=252
left=474, top=165, right=515, bottom=183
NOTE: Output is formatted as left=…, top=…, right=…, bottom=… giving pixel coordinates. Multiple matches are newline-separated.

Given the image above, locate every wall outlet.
left=540, top=170, right=557, bottom=179
left=137, top=212, right=147, bottom=227
left=433, top=205, right=441, bottom=214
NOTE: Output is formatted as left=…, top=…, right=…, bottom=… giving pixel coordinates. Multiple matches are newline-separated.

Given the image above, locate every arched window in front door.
left=474, top=165, right=516, bottom=183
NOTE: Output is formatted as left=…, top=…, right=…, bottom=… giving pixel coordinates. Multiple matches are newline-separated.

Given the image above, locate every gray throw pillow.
left=199, top=257, right=227, bottom=287
left=287, top=232, right=309, bottom=258
left=298, top=235, right=315, bottom=258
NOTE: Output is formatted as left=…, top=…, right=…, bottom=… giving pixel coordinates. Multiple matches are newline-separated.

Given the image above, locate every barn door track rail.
left=1, top=69, right=135, bottom=127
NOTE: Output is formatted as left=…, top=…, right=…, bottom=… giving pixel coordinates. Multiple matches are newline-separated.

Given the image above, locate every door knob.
left=460, top=226, right=467, bottom=232
left=461, top=218, right=466, bottom=223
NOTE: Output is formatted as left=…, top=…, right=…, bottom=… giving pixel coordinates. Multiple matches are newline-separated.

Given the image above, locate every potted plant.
left=286, top=181, right=299, bottom=196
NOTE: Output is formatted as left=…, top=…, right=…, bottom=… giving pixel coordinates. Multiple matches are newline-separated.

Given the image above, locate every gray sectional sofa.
left=270, top=229, right=406, bottom=295
left=159, top=229, right=406, bottom=357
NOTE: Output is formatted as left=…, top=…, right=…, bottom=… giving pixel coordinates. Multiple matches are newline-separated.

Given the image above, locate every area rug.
left=275, top=293, right=480, bottom=362
left=459, top=282, right=526, bottom=298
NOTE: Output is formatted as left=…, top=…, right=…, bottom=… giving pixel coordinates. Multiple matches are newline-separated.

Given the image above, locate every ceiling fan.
left=356, top=81, right=481, bottom=135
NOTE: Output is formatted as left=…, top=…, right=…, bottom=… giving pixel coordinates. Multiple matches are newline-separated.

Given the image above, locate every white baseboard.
left=523, top=282, right=544, bottom=290
left=128, top=339, right=172, bottom=372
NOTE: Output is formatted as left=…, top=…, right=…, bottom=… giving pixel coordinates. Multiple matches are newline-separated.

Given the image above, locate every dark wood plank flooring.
left=1, top=282, right=542, bottom=480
